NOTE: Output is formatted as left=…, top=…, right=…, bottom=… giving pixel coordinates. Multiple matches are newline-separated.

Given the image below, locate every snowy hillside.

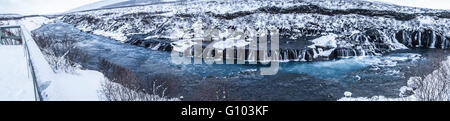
left=67, top=0, right=129, bottom=13
left=67, top=0, right=183, bottom=13
left=61, top=0, right=450, bottom=62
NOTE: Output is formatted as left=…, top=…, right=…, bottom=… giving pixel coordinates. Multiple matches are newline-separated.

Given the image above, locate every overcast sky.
left=0, top=0, right=449, bottom=15
left=369, top=0, right=450, bottom=10
left=0, top=0, right=101, bottom=15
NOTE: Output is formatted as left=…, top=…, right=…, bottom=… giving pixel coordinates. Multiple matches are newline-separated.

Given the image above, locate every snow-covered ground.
left=2, top=16, right=180, bottom=101
left=23, top=18, right=107, bottom=101
left=67, top=0, right=128, bottom=13
left=0, top=46, right=35, bottom=101
left=1, top=17, right=107, bottom=101
left=43, top=70, right=107, bottom=101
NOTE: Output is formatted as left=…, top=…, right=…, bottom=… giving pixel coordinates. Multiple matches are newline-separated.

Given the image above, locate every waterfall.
left=300, top=50, right=306, bottom=61
left=352, top=49, right=357, bottom=56
left=408, top=32, right=413, bottom=47
left=442, top=36, right=447, bottom=49
left=418, top=31, right=422, bottom=47
left=312, top=49, right=318, bottom=59
left=401, top=31, right=407, bottom=45
left=430, top=31, right=436, bottom=48
left=278, top=50, right=283, bottom=61
left=284, top=50, right=289, bottom=62
left=297, top=50, right=303, bottom=61
left=273, top=50, right=280, bottom=62
left=247, top=44, right=259, bottom=63
left=402, top=31, right=412, bottom=46
left=360, top=48, right=366, bottom=56
left=262, top=50, right=267, bottom=62
left=364, top=36, right=370, bottom=44
left=293, top=49, right=300, bottom=61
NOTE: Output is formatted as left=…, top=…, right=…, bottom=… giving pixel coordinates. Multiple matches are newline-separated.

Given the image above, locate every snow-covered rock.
left=308, top=34, right=337, bottom=48
left=344, top=91, right=352, bottom=97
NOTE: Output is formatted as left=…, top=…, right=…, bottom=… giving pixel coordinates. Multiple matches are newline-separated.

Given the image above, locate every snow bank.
left=43, top=70, right=106, bottom=101
left=213, top=39, right=249, bottom=50
left=307, top=34, right=338, bottom=57
left=339, top=95, right=417, bottom=101
left=417, top=16, right=436, bottom=25
left=93, top=29, right=127, bottom=42
left=0, top=46, right=35, bottom=101
left=308, top=34, right=337, bottom=48
left=21, top=25, right=55, bottom=88
left=20, top=17, right=51, bottom=31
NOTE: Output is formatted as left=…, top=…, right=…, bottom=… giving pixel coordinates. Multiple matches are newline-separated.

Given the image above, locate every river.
left=33, top=22, right=450, bottom=101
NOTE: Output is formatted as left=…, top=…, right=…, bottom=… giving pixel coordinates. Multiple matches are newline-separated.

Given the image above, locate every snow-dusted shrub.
left=41, top=49, right=78, bottom=73
left=340, top=57, right=450, bottom=101
left=409, top=59, right=450, bottom=101
left=97, top=58, right=180, bottom=101
left=32, top=33, right=85, bottom=73
left=100, top=79, right=179, bottom=101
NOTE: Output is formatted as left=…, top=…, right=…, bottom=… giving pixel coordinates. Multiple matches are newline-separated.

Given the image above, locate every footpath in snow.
left=0, top=45, right=35, bottom=101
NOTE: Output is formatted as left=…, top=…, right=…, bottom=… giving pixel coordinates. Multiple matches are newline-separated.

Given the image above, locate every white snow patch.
left=308, top=34, right=337, bottom=48
left=318, top=48, right=336, bottom=57
left=355, top=75, right=361, bottom=81
left=93, top=30, right=127, bottom=42
left=417, top=16, right=436, bottom=25
left=339, top=95, right=417, bottom=101
left=351, top=30, right=361, bottom=35
left=19, top=17, right=51, bottom=31
left=43, top=70, right=106, bottom=101
left=344, top=91, right=352, bottom=97
left=0, top=46, right=35, bottom=101
left=213, top=39, right=250, bottom=50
